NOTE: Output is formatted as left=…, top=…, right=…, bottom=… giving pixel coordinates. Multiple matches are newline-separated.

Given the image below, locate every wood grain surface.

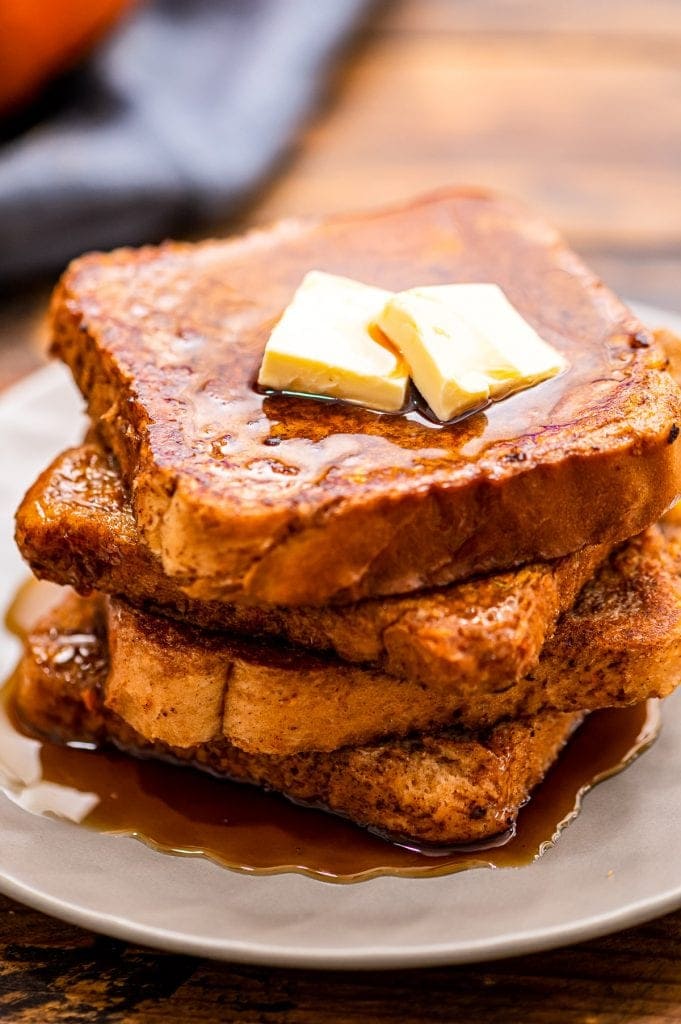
left=1, top=1, right=681, bottom=1020
left=2, top=893, right=681, bottom=1023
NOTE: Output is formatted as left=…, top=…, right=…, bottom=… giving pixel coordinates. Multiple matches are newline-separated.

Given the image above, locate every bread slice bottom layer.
left=16, top=592, right=581, bottom=845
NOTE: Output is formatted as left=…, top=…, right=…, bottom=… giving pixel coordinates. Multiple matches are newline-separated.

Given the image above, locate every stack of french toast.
left=13, top=189, right=681, bottom=846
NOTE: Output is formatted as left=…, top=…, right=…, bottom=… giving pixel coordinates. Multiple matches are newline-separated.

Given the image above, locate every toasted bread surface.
left=16, top=442, right=608, bottom=691
left=16, top=594, right=580, bottom=845
left=17, top=517, right=681, bottom=757
left=50, top=189, right=681, bottom=604
left=104, top=520, right=681, bottom=753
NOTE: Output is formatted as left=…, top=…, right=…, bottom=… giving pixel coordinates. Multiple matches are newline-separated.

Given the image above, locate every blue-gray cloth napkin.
left=0, top=0, right=372, bottom=282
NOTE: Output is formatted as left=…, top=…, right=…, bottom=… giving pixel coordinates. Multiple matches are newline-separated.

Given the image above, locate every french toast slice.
left=16, top=442, right=609, bottom=691
left=15, top=594, right=581, bottom=845
left=50, top=188, right=681, bottom=605
left=18, top=517, right=681, bottom=757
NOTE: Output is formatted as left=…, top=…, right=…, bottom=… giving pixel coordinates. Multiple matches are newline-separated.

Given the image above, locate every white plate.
left=1, top=303, right=681, bottom=970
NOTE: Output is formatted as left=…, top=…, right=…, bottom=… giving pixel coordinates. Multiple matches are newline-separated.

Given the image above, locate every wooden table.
left=1, top=1, right=681, bottom=1019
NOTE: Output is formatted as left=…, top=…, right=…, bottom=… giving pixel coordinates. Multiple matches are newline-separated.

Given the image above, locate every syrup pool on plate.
left=0, top=579, right=661, bottom=883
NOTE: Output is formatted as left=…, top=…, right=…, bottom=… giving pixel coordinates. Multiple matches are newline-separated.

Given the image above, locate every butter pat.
left=378, top=284, right=567, bottom=422
left=258, top=271, right=409, bottom=412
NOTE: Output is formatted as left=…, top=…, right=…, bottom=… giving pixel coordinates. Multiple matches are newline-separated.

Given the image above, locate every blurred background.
left=0, top=0, right=680, bottom=388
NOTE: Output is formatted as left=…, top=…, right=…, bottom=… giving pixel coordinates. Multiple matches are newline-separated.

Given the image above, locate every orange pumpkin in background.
left=0, top=0, right=136, bottom=116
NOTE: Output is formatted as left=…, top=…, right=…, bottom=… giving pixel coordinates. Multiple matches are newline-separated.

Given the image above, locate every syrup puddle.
left=0, top=579, right=662, bottom=883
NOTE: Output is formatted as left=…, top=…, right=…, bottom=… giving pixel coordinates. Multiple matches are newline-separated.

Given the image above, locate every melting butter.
left=257, top=271, right=409, bottom=413
left=378, top=284, right=567, bottom=422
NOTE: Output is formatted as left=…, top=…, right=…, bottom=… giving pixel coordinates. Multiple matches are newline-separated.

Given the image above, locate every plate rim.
left=1, top=864, right=681, bottom=969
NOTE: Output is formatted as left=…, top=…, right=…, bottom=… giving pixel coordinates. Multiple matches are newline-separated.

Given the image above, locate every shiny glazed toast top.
left=49, top=188, right=681, bottom=604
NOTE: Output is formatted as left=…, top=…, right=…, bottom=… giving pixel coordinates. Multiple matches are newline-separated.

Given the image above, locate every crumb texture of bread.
left=16, top=592, right=581, bottom=845
left=49, top=189, right=681, bottom=604
left=16, top=441, right=609, bottom=691
left=16, top=514, right=681, bottom=757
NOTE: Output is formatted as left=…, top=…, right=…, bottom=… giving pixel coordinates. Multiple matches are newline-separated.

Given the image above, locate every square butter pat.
left=258, top=271, right=409, bottom=412
left=378, top=283, right=567, bottom=422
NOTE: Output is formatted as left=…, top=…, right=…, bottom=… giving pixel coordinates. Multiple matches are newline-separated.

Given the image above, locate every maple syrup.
left=1, top=579, right=661, bottom=883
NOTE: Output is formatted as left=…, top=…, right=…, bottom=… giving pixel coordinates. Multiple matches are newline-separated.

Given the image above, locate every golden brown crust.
left=17, top=517, right=681, bottom=757
left=15, top=442, right=607, bottom=691
left=15, top=594, right=580, bottom=845
left=49, top=188, right=681, bottom=604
